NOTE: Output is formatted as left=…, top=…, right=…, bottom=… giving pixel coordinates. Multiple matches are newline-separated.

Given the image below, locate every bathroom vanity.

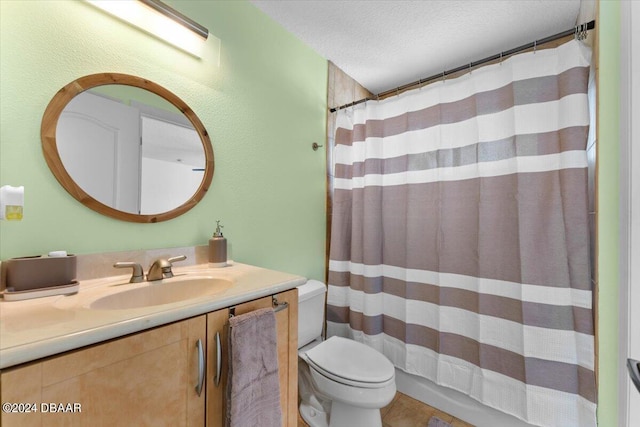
left=0, top=261, right=303, bottom=427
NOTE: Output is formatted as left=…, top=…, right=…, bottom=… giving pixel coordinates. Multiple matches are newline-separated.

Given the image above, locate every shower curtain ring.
left=534, top=40, right=537, bottom=54
left=442, top=71, right=446, bottom=83
left=499, top=52, right=503, bottom=65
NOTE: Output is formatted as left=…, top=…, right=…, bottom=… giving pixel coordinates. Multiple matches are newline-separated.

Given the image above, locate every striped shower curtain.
left=326, top=40, right=595, bottom=427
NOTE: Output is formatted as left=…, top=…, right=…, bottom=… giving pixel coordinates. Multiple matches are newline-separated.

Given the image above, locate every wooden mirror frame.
left=41, top=73, right=214, bottom=223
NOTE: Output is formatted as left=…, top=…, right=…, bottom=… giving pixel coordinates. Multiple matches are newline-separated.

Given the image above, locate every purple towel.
left=226, top=308, right=282, bottom=427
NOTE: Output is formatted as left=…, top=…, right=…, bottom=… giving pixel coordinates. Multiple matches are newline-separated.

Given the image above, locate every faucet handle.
left=168, top=255, right=187, bottom=264
left=163, top=255, right=187, bottom=278
left=113, top=262, right=144, bottom=283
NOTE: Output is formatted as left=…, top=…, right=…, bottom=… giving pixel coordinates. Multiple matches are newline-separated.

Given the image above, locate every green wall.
left=597, top=1, right=620, bottom=426
left=0, top=0, right=328, bottom=280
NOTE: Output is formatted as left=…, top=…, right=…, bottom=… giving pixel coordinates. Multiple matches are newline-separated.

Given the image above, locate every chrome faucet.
left=147, top=255, right=186, bottom=281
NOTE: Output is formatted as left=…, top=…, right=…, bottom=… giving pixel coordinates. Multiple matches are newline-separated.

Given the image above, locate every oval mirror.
left=41, top=73, right=214, bottom=223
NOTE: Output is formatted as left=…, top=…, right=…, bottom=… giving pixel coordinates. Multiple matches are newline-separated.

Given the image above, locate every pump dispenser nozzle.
left=213, top=220, right=224, bottom=237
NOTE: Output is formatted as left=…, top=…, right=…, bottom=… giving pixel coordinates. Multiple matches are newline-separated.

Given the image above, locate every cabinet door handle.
left=195, top=339, right=205, bottom=396
left=214, top=332, right=222, bottom=387
left=214, top=331, right=222, bottom=387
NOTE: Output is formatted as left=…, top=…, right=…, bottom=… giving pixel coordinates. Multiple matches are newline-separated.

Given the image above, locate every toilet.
left=297, top=280, right=396, bottom=427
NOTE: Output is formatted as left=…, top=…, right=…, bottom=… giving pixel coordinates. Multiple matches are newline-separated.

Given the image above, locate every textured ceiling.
left=251, top=0, right=581, bottom=94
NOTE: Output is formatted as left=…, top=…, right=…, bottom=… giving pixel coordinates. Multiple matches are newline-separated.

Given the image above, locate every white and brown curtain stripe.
left=326, top=40, right=595, bottom=427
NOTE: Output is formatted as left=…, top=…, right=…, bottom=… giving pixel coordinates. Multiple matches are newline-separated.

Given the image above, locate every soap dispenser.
left=209, top=220, right=227, bottom=267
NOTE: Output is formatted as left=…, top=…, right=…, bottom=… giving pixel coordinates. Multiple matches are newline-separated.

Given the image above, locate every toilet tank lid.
left=297, top=280, right=326, bottom=302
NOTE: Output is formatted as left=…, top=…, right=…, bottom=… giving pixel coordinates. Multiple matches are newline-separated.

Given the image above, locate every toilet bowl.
left=297, top=281, right=396, bottom=427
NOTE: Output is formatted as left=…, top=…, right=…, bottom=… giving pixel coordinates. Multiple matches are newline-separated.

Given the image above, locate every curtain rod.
left=329, top=20, right=595, bottom=113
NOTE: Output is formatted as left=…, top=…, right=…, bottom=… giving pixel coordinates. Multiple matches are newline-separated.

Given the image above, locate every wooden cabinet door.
left=208, top=290, right=298, bottom=427
left=0, top=316, right=206, bottom=427
left=275, top=289, right=298, bottom=427
left=206, top=307, right=229, bottom=427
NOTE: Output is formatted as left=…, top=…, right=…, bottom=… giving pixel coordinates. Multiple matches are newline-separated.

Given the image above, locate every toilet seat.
left=304, top=336, right=395, bottom=389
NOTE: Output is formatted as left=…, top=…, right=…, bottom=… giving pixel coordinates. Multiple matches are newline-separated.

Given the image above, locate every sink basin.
left=89, top=277, right=232, bottom=310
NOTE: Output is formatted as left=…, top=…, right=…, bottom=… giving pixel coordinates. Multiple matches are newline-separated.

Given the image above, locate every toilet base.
left=300, top=400, right=384, bottom=427
left=300, top=401, right=329, bottom=427
left=329, top=401, right=383, bottom=427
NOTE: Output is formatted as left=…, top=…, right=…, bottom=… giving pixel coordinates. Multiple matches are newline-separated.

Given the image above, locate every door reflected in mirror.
left=41, top=74, right=214, bottom=223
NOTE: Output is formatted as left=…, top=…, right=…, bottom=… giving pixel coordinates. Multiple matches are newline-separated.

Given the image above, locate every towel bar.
left=228, top=296, right=289, bottom=318
left=272, top=296, right=289, bottom=313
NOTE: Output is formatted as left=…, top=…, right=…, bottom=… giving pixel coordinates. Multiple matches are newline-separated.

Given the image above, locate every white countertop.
left=0, top=262, right=306, bottom=369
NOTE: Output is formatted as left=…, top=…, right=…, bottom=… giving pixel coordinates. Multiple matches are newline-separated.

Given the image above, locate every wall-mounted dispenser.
left=0, top=185, right=24, bottom=221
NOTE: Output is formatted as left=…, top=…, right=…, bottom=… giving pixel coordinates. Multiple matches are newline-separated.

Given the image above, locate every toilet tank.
left=297, top=280, right=327, bottom=349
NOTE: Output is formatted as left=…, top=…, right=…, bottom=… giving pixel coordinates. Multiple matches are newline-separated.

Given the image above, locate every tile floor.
left=298, top=392, right=475, bottom=427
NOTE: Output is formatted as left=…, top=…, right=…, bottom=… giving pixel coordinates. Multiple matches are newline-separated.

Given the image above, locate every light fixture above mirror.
left=86, top=0, right=209, bottom=57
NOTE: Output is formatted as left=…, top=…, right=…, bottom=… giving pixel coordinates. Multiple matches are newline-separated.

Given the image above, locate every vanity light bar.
left=86, top=0, right=209, bottom=57
left=139, top=0, right=208, bottom=40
